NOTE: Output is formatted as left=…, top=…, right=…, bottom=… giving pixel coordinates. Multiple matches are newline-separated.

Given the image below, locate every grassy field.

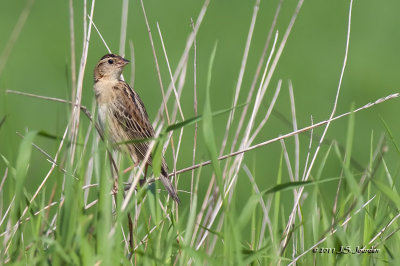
left=1, top=0, right=400, bottom=264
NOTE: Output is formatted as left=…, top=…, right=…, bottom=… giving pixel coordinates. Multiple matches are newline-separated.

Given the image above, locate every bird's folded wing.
left=111, top=81, right=155, bottom=161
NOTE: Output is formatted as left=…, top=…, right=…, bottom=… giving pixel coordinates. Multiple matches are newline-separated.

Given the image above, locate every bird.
left=93, top=53, right=180, bottom=203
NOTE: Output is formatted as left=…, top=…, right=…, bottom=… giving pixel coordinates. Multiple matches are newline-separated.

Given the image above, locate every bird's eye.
left=108, top=59, right=114, bottom=64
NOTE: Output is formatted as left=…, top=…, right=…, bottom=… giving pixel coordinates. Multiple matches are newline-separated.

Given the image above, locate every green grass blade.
left=273, top=151, right=283, bottom=252
left=263, top=177, right=342, bottom=195
left=373, top=179, right=400, bottom=206
left=333, top=142, right=361, bottom=197
left=166, top=102, right=247, bottom=132
left=12, top=131, right=37, bottom=221
left=380, top=116, right=400, bottom=155
left=263, top=181, right=312, bottom=195
left=238, top=194, right=261, bottom=229
left=345, top=103, right=355, bottom=167
left=202, top=42, right=224, bottom=200
left=0, top=115, right=6, bottom=129
left=0, top=153, right=16, bottom=177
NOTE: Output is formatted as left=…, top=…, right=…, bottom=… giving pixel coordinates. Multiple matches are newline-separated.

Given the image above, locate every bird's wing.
left=111, top=81, right=155, bottom=162
left=112, top=81, right=179, bottom=203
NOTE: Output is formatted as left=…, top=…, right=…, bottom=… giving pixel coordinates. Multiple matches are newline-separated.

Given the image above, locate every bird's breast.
left=97, top=103, right=109, bottom=131
left=94, top=79, right=118, bottom=132
left=94, top=79, right=118, bottom=105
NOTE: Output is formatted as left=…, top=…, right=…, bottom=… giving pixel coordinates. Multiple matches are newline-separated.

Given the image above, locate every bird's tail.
left=160, top=167, right=180, bottom=204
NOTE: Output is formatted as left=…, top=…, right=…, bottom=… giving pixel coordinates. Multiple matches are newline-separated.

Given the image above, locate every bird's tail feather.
left=160, top=167, right=180, bottom=204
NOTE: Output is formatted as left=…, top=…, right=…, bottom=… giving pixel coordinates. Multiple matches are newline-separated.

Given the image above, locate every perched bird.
left=93, top=53, right=180, bottom=203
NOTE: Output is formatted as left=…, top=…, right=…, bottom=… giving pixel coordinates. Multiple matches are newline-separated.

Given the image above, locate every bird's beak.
left=119, top=57, right=130, bottom=66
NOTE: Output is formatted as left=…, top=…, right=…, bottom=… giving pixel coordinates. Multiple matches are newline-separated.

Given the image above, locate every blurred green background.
left=1, top=0, right=399, bottom=204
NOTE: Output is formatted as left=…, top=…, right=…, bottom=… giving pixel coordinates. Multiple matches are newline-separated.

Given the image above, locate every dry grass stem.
left=157, top=23, right=185, bottom=120
left=243, top=0, right=301, bottom=150
left=369, top=211, right=400, bottom=245
left=129, top=40, right=135, bottom=86
left=280, top=139, right=294, bottom=182
left=139, top=0, right=170, bottom=125
left=139, top=1, right=180, bottom=197
left=289, top=81, right=300, bottom=181
left=193, top=17, right=282, bottom=247
left=280, top=0, right=352, bottom=252
left=168, top=92, right=399, bottom=177
left=0, top=197, right=14, bottom=228
left=0, top=168, right=9, bottom=192
left=69, top=0, right=77, bottom=99
left=119, top=0, right=129, bottom=56
left=154, top=0, right=210, bottom=126
left=249, top=78, right=281, bottom=143
left=70, top=0, right=96, bottom=165
left=243, top=165, right=274, bottom=244
left=190, top=18, right=198, bottom=206
left=301, top=116, right=314, bottom=180
left=88, top=15, right=112, bottom=53
left=220, top=0, right=261, bottom=155
left=231, top=0, right=283, bottom=151
left=156, top=23, right=187, bottom=207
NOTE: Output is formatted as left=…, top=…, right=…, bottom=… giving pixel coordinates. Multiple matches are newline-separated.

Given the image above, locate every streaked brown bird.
left=93, top=53, right=180, bottom=203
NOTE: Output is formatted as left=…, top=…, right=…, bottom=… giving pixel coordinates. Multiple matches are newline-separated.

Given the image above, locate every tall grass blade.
left=0, top=115, right=6, bottom=129
left=380, top=116, right=400, bottom=155
left=202, top=43, right=224, bottom=200
left=12, top=131, right=37, bottom=221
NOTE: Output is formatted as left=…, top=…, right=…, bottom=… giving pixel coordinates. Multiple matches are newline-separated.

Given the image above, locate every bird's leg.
left=112, top=175, right=119, bottom=195
left=139, top=164, right=149, bottom=187
left=144, top=164, right=149, bottom=180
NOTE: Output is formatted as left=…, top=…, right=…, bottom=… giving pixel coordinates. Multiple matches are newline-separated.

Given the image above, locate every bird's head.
left=94, top=54, right=129, bottom=82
